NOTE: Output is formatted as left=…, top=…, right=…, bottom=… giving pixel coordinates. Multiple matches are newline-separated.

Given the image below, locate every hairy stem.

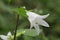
left=14, top=14, right=19, bottom=40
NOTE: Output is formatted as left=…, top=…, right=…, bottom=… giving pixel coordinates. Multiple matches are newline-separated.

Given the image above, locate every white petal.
left=35, top=17, right=49, bottom=27
left=33, top=24, right=41, bottom=35
left=0, top=35, right=8, bottom=40
left=29, top=21, right=34, bottom=29
left=40, top=13, right=50, bottom=19
left=7, top=32, right=11, bottom=36
left=28, top=18, right=34, bottom=29
left=26, top=11, right=39, bottom=18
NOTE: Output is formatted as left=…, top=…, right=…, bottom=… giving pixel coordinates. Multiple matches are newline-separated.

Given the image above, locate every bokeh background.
left=0, top=0, right=60, bottom=40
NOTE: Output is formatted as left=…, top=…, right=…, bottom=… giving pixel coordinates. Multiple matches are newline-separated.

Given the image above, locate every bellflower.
left=0, top=32, right=11, bottom=40
left=26, top=11, right=50, bottom=35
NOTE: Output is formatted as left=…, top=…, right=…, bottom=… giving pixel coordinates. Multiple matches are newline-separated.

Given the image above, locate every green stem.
left=14, top=14, right=19, bottom=40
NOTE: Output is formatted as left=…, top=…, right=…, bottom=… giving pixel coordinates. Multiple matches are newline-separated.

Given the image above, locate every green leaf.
left=15, top=7, right=28, bottom=18
left=17, top=29, right=38, bottom=37
left=24, top=29, right=38, bottom=36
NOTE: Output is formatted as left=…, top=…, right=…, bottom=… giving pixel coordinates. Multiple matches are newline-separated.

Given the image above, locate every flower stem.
left=14, top=14, right=19, bottom=40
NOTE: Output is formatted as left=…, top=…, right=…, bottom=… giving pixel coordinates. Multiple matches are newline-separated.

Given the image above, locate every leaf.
left=14, top=7, right=28, bottom=18
left=24, top=29, right=38, bottom=36
left=17, top=29, right=38, bottom=37
left=18, top=7, right=27, bottom=17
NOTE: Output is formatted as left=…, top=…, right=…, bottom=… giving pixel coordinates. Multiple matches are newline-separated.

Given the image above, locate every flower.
left=26, top=11, right=50, bottom=35
left=0, top=32, right=12, bottom=40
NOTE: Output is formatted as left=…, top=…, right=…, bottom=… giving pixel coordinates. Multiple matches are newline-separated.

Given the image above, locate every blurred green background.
left=0, top=0, right=60, bottom=40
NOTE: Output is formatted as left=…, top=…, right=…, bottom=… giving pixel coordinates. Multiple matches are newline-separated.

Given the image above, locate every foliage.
left=0, top=0, right=60, bottom=40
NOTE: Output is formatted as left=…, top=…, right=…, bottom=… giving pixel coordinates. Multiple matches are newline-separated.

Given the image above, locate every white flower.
left=0, top=32, right=11, bottom=40
left=26, top=11, right=50, bottom=35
